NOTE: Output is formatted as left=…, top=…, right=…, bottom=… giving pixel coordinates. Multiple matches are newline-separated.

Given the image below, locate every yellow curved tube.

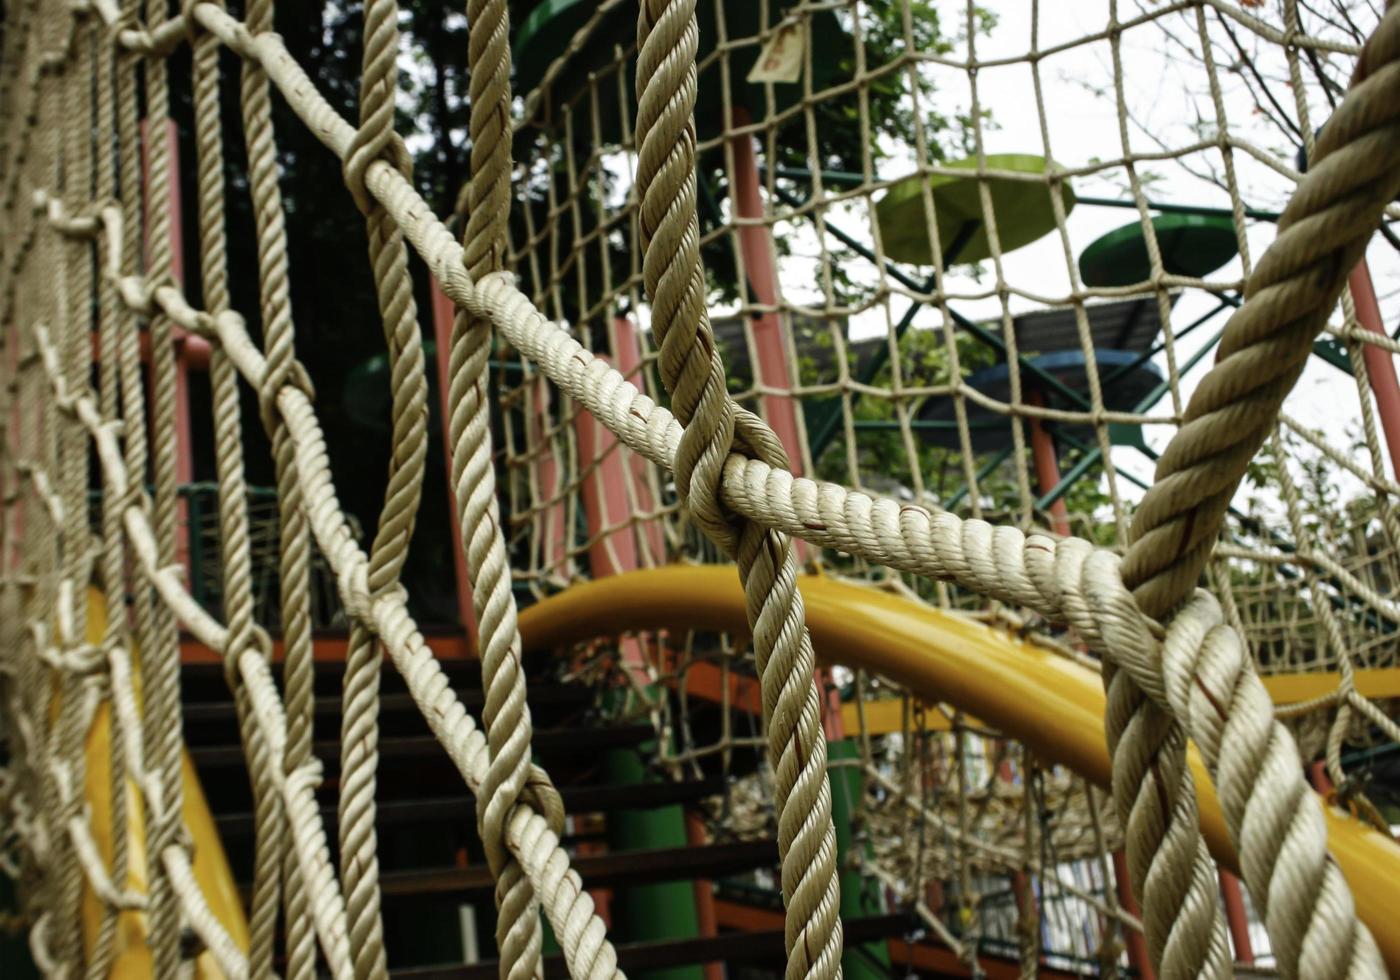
left=79, top=588, right=249, bottom=978
left=516, top=564, right=1400, bottom=974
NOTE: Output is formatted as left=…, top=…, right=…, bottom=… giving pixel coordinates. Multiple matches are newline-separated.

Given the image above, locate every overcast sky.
left=757, top=0, right=1399, bottom=510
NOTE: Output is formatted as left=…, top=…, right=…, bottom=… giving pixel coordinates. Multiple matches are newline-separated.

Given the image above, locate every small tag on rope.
left=747, top=19, right=806, bottom=85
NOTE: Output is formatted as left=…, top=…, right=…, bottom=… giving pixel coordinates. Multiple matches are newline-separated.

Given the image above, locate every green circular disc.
left=875, top=154, right=1076, bottom=266
left=513, top=0, right=846, bottom=142
left=1077, top=212, right=1239, bottom=288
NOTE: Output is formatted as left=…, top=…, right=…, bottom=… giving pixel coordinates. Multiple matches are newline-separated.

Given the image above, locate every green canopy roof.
left=1078, top=212, right=1239, bottom=287
left=875, top=154, right=1076, bottom=266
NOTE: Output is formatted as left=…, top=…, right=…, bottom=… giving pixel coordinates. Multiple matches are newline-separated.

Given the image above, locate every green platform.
left=875, top=153, right=1076, bottom=266
left=1078, top=212, right=1239, bottom=287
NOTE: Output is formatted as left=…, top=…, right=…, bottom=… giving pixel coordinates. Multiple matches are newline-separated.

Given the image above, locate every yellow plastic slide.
left=78, top=589, right=249, bottom=978
left=516, top=564, right=1400, bottom=975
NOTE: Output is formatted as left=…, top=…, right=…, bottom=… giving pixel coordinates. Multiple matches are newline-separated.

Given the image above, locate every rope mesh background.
left=0, top=0, right=1396, bottom=978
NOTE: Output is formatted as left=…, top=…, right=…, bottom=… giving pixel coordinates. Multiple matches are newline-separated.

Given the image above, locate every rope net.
left=0, top=0, right=1397, bottom=978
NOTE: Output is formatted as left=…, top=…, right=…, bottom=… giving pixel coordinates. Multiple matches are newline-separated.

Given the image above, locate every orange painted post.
left=1349, top=259, right=1400, bottom=476
left=142, top=117, right=195, bottom=573
left=728, top=107, right=805, bottom=475
left=1112, top=849, right=1154, bottom=980
left=1219, top=870, right=1254, bottom=965
left=925, top=878, right=945, bottom=919
left=429, top=280, right=477, bottom=633
left=1026, top=390, right=1071, bottom=536
left=684, top=809, right=723, bottom=980
left=820, top=674, right=846, bottom=741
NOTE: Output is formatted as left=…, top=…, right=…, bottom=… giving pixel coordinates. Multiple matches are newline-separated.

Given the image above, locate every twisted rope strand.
left=139, top=0, right=187, bottom=969
left=451, top=4, right=564, bottom=977
left=337, top=0, right=429, bottom=975
left=633, top=2, right=842, bottom=975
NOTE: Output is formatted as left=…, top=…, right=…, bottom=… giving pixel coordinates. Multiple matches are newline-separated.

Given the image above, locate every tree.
left=161, top=1, right=994, bottom=623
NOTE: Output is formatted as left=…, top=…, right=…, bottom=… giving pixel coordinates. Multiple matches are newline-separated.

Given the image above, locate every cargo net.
left=0, top=1, right=1398, bottom=980
left=559, top=625, right=1138, bottom=974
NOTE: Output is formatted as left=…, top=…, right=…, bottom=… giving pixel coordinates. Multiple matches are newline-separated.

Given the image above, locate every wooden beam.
left=178, top=630, right=475, bottom=664
left=391, top=913, right=911, bottom=978
left=378, top=839, right=778, bottom=900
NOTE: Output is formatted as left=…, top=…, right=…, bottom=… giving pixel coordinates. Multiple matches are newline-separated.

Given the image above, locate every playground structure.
left=1, top=1, right=1399, bottom=979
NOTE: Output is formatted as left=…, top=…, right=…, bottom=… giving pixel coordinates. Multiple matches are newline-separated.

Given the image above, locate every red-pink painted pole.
left=608, top=317, right=665, bottom=564
left=430, top=280, right=477, bottom=636
left=1309, top=759, right=1334, bottom=796
left=524, top=375, right=570, bottom=578
left=820, top=675, right=846, bottom=741
left=573, top=318, right=664, bottom=688
left=573, top=389, right=641, bottom=579
left=733, top=101, right=844, bottom=733
left=142, top=117, right=196, bottom=574
left=1027, top=390, right=1071, bottom=536
left=996, top=751, right=1043, bottom=971
left=576, top=318, right=690, bottom=941
left=728, top=108, right=805, bottom=475
left=1219, top=870, right=1255, bottom=965
left=1113, top=849, right=1155, bottom=980
left=1349, top=259, right=1400, bottom=477
left=684, top=809, right=723, bottom=980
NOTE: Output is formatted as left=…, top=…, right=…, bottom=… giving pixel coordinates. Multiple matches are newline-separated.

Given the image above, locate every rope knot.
left=675, top=394, right=791, bottom=554
left=521, top=763, right=567, bottom=838
left=65, top=644, right=107, bottom=676
left=116, top=274, right=156, bottom=316
left=223, top=624, right=274, bottom=689
left=335, top=560, right=372, bottom=625
left=178, top=0, right=219, bottom=43
left=342, top=125, right=412, bottom=216
left=257, top=355, right=315, bottom=436
left=285, top=759, right=324, bottom=798
left=110, top=6, right=141, bottom=37
left=250, top=625, right=274, bottom=662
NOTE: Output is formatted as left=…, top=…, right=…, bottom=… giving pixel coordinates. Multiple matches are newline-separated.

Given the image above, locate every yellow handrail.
left=79, top=588, right=249, bottom=978
left=516, top=564, right=1400, bottom=975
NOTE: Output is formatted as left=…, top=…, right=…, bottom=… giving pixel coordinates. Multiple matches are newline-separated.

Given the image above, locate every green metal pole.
left=828, top=739, right=891, bottom=980
left=605, top=746, right=703, bottom=980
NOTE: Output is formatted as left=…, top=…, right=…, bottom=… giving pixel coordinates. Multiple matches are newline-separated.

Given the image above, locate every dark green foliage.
left=164, top=1, right=1003, bottom=623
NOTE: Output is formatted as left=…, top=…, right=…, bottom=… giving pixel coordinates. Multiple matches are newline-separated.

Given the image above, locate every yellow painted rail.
left=1260, top=666, right=1400, bottom=705
left=79, top=589, right=249, bottom=978
left=516, top=564, right=1400, bottom=975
